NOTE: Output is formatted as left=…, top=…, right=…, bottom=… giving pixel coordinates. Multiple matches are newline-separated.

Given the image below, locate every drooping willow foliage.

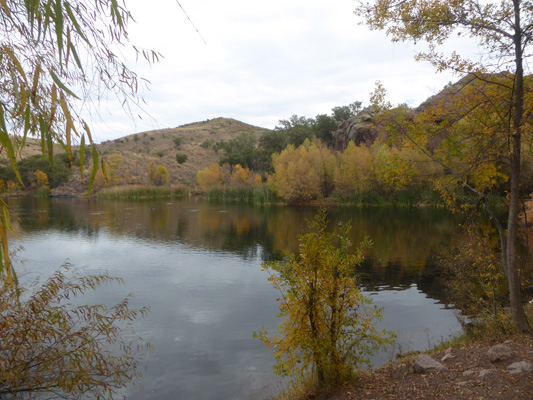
left=0, top=0, right=160, bottom=288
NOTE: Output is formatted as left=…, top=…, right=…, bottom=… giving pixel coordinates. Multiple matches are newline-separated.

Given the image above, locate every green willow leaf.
left=0, top=105, right=22, bottom=184
left=64, top=2, right=90, bottom=45
left=87, top=145, right=99, bottom=197
left=69, top=42, right=84, bottom=73
left=50, top=69, right=80, bottom=99
left=79, top=135, right=85, bottom=183
left=54, top=0, right=64, bottom=61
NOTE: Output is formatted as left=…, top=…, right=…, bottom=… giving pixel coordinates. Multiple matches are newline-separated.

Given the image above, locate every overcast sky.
left=88, top=0, right=470, bottom=143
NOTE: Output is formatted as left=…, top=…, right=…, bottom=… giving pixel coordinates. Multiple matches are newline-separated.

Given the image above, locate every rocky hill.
left=332, top=76, right=476, bottom=152
left=0, top=117, right=270, bottom=195
left=95, top=117, right=270, bottom=187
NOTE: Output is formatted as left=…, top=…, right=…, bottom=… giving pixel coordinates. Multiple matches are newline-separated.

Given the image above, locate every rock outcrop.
left=332, top=106, right=380, bottom=152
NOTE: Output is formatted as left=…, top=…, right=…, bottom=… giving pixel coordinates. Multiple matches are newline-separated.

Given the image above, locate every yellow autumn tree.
left=255, top=210, right=394, bottom=386
left=335, top=142, right=374, bottom=193
left=229, top=164, right=251, bottom=186
left=197, top=164, right=225, bottom=190
left=146, top=161, right=169, bottom=187
left=106, top=154, right=124, bottom=185
left=355, top=0, right=532, bottom=333
left=308, top=142, right=338, bottom=198
left=371, top=143, right=412, bottom=191
left=268, top=142, right=324, bottom=203
left=268, top=144, right=320, bottom=202
left=34, top=170, right=49, bottom=188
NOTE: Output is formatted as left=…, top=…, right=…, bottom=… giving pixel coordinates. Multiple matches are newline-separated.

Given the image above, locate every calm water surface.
left=8, top=197, right=463, bottom=399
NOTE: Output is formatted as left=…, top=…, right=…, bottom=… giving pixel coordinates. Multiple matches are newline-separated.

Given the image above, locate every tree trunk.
left=507, top=0, right=531, bottom=333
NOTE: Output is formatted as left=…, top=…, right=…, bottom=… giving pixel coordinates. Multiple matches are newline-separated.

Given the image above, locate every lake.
left=8, top=197, right=463, bottom=399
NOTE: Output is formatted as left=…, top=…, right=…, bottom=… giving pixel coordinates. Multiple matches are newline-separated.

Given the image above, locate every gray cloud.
left=85, top=0, right=465, bottom=142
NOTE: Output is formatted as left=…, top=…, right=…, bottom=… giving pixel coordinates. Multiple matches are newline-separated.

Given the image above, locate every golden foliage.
left=197, top=163, right=260, bottom=190
left=34, top=170, right=49, bottom=188
left=335, top=142, right=373, bottom=192
left=106, top=153, right=124, bottom=185
left=0, top=265, right=150, bottom=398
left=308, top=143, right=338, bottom=198
left=268, top=143, right=324, bottom=202
left=146, top=161, right=169, bottom=187
left=229, top=164, right=251, bottom=186
left=197, top=164, right=226, bottom=190
left=255, top=210, right=394, bottom=386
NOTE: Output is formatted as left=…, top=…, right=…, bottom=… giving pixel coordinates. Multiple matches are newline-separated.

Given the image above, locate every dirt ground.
left=326, top=334, right=533, bottom=400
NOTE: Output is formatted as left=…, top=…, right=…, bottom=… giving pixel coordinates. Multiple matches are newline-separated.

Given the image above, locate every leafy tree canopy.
left=355, top=0, right=533, bottom=332
left=331, top=101, right=362, bottom=122
left=0, top=0, right=159, bottom=195
left=274, top=115, right=316, bottom=148
left=255, top=210, right=393, bottom=386
left=215, top=131, right=258, bottom=170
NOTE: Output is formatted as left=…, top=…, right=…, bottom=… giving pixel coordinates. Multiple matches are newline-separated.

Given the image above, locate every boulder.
left=487, top=344, right=514, bottom=363
left=478, top=369, right=496, bottom=378
left=332, top=106, right=380, bottom=151
left=507, top=361, right=533, bottom=374
left=413, top=355, right=448, bottom=373
left=441, top=348, right=455, bottom=362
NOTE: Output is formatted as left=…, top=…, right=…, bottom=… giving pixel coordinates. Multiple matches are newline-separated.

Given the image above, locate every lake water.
left=8, top=197, right=463, bottom=399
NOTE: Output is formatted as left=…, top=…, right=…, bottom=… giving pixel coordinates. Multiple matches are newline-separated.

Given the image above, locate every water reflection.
left=8, top=197, right=463, bottom=399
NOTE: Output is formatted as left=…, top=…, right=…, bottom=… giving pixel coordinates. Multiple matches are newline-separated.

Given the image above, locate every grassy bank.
left=97, top=185, right=190, bottom=200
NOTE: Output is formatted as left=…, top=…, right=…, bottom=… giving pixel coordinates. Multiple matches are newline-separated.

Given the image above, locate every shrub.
left=0, top=266, right=149, bottom=399
left=255, top=210, right=394, bottom=386
left=146, top=162, right=169, bottom=186
left=172, top=137, right=183, bottom=149
left=201, top=139, right=213, bottom=149
left=176, top=153, right=188, bottom=164
left=0, top=154, right=71, bottom=189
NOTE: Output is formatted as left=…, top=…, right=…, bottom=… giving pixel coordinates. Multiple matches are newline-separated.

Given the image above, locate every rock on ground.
left=413, top=354, right=448, bottom=373
left=487, top=344, right=514, bottom=363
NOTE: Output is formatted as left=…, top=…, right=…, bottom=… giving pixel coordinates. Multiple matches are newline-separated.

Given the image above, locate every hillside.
left=0, top=117, right=270, bottom=195
left=96, top=117, right=270, bottom=187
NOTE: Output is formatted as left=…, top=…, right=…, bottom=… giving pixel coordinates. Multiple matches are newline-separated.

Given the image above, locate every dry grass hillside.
left=97, top=117, right=270, bottom=188
left=0, top=117, right=270, bottom=195
left=0, top=137, right=63, bottom=161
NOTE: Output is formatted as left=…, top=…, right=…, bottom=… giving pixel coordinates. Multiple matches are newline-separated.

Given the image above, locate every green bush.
left=172, top=137, right=183, bottom=149
left=0, top=154, right=72, bottom=189
left=176, top=153, right=188, bottom=164
left=201, top=139, right=213, bottom=149
left=33, top=187, right=51, bottom=198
